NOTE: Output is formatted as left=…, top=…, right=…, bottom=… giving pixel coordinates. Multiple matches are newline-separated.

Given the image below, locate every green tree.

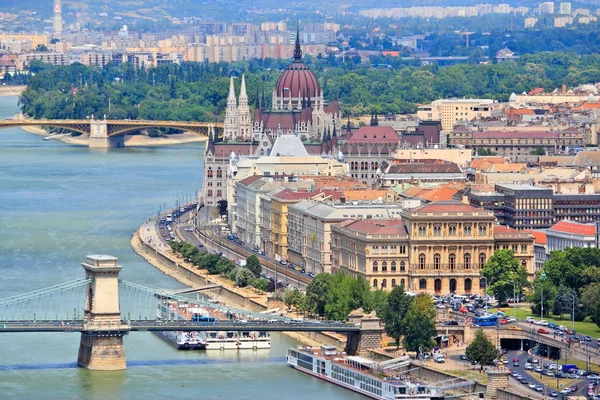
left=246, top=255, right=262, bottom=278
left=481, top=249, right=528, bottom=305
left=530, top=146, right=546, bottom=156
left=529, top=277, right=557, bottom=316
left=283, top=288, right=304, bottom=310
left=466, top=330, right=499, bottom=369
left=478, top=148, right=497, bottom=156
left=402, top=294, right=436, bottom=354
left=325, top=272, right=354, bottom=321
left=582, top=283, right=600, bottom=327
left=252, top=277, right=270, bottom=292
left=306, top=273, right=333, bottom=317
left=235, top=268, right=255, bottom=287
left=366, top=289, right=389, bottom=319
left=217, top=258, right=235, bottom=276
left=382, top=286, right=413, bottom=349
left=229, top=267, right=240, bottom=281
left=35, top=44, right=49, bottom=52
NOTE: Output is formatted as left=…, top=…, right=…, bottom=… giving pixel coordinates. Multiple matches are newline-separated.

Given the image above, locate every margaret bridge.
left=0, top=118, right=223, bottom=148
left=0, top=255, right=367, bottom=371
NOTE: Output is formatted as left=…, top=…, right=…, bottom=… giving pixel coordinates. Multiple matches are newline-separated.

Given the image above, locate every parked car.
left=460, top=354, right=468, bottom=361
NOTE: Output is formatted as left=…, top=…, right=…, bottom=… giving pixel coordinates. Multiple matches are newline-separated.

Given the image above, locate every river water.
left=0, top=96, right=361, bottom=400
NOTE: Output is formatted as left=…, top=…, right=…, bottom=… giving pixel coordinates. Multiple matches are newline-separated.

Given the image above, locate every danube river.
left=0, top=96, right=361, bottom=400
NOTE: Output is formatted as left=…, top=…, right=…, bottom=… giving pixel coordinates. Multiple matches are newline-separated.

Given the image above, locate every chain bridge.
left=0, top=118, right=223, bottom=148
left=0, top=255, right=364, bottom=371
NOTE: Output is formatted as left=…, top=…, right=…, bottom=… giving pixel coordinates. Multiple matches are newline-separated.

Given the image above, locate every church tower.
left=224, top=76, right=238, bottom=141
left=237, top=74, right=252, bottom=141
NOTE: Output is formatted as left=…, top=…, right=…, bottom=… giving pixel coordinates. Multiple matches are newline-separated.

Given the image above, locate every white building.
left=545, top=220, right=598, bottom=253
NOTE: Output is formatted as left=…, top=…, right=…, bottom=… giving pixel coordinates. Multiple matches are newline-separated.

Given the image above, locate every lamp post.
left=513, top=280, right=518, bottom=320
left=540, top=272, right=547, bottom=321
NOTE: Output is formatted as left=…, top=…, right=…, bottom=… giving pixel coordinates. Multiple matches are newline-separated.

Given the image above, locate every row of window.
left=371, top=245, right=407, bottom=255
left=373, top=278, right=404, bottom=288
left=206, top=181, right=222, bottom=187
left=417, top=224, right=487, bottom=237
left=206, top=167, right=223, bottom=178
left=206, top=190, right=222, bottom=197
left=372, top=260, right=405, bottom=272
left=417, top=253, right=486, bottom=270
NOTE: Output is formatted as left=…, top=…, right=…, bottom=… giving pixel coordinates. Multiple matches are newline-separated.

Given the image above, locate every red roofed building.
left=546, top=220, right=598, bottom=253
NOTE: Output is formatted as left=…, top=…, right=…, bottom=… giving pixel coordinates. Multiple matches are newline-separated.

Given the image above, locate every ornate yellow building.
left=331, top=200, right=534, bottom=294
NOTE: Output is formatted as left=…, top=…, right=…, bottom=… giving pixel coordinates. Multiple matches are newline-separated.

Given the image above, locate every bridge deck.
left=0, top=320, right=360, bottom=333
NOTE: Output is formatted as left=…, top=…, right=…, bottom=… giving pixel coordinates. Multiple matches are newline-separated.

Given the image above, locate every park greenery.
left=465, top=330, right=500, bottom=370
left=16, top=51, right=600, bottom=124
left=481, top=249, right=529, bottom=306
left=169, top=241, right=268, bottom=291
left=530, top=247, right=600, bottom=327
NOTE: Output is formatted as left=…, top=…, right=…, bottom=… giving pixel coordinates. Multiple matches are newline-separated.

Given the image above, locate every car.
left=531, top=357, right=539, bottom=364
left=460, top=354, right=468, bottom=360
left=568, top=373, right=579, bottom=379
left=258, top=250, right=266, bottom=256
left=520, top=379, right=529, bottom=385
left=566, top=329, right=574, bottom=334
left=294, top=266, right=302, bottom=271
left=508, top=325, right=522, bottom=330
left=525, top=363, right=533, bottom=370
left=511, top=371, right=519, bottom=378
left=535, top=367, right=543, bottom=373
left=197, top=243, right=204, bottom=248
left=251, top=247, right=259, bottom=252
left=544, top=371, right=555, bottom=377
left=239, top=319, right=248, bottom=324
left=528, top=383, right=537, bottom=389
left=549, top=391, right=559, bottom=397
left=513, top=361, right=520, bottom=367
left=561, top=388, right=571, bottom=395
left=436, top=304, right=446, bottom=309
left=585, top=336, right=592, bottom=341
left=280, top=260, right=288, bottom=265
left=589, top=375, right=600, bottom=381
left=570, top=385, right=578, bottom=392
left=539, top=320, right=549, bottom=326
left=308, top=272, right=316, bottom=278
left=507, top=316, right=517, bottom=322
left=535, top=385, right=544, bottom=392
left=500, top=318, right=509, bottom=324
left=538, top=328, right=550, bottom=334
left=446, top=320, right=459, bottom=326
left=500, top=348, right=508, bottom=354
left=503, top=359, right=509, bottom=364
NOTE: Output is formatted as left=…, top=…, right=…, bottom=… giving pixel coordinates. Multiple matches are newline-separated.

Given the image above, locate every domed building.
left=202, top=30, right=341, bottom=207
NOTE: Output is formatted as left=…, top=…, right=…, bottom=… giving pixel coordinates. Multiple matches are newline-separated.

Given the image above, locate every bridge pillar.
left=77, top=255, right=128, bottom=371
left=89, top=120, right=124, bottom=148
left=344, top=312, right=384, bottom=355
left=484, top=368, right=510, bottom=400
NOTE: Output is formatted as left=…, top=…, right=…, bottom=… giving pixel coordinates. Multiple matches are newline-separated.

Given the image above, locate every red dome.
left=275, top=61, right=320, bottom=99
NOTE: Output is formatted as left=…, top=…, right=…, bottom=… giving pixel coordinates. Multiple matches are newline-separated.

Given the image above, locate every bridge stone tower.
left=77, top=255, right=129, bottom=371
left=89, top=119, right=124, bottom=148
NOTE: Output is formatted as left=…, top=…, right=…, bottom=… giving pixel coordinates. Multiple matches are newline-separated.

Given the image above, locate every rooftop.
left=474, top=130, right=560, bottom=139
left=549, top=220, right=596, bottom=236
left=269, top=134, right=309, bottom=157
left=532, top=231, right=547, bottom=245
left=410, top=200, right=484, bottom=214
left=338, top=219, right=408, bottom=236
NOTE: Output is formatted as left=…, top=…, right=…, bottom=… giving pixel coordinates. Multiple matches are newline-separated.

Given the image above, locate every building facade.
left=545, top=220, right=598, bottom=253
left=331, top=200, right=535, bottom=294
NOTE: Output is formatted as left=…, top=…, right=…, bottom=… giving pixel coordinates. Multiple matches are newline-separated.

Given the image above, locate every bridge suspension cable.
left=118, top=279, right=289, bottom=322
left=0, top=278, right=90, bottom=308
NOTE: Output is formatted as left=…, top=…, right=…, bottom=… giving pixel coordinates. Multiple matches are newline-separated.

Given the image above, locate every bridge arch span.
left=0, top=122, right=91, bottom=136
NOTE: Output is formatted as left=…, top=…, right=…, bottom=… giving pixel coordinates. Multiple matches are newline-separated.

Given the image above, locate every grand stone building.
left=331, top=200, right=535, bottom=294
left=201, top=32, right=340, bottom=207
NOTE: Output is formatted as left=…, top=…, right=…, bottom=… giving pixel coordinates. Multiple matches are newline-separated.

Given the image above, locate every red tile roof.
left=341, top=219, right=408, bottom=236
left=412, top=200, right=482, bottom=214
left=386, top=161, right=462, bottom=174
left=532, top=231, right=547, bottom=245
left=549, top=220, right=596, bottom=235
left=494, top=225, right=520, bottom=234
left=474, top=131, right=559, bottom=139
left=347, top=126, right=400, bottom=144
left=238, top=175, right=262, bottom=186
